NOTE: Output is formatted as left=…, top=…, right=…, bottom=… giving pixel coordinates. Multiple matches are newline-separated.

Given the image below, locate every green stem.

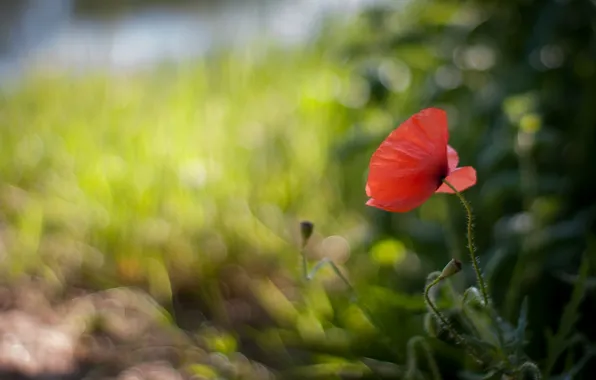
left=442, top=179, right=489, bottom=307
left=301, top=243, right=308, bottom=280
left=424, top=277, right=464, bottom=343
left=424, top=277, right=484, bottom=365
left=307, top=258, right=356, bottom=299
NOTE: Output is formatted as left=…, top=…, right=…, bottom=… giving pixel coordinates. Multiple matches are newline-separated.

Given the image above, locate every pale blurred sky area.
left=0, top=0, right=390, bottom=81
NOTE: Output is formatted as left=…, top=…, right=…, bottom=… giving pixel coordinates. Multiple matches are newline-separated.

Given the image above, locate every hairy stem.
left=425, top=277, right=484, bottom=364
left=442, top=179, right=489, bottom=306
left=424, top=277, right=463, bottom=343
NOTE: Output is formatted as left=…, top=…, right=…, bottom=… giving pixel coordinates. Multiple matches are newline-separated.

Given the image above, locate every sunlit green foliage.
left=0, top=52, right=364, bottom=291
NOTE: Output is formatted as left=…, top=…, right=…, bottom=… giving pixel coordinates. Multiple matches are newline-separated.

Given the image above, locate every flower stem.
left=424, top=276, right=484, bottom=364
left=300, top=243, right=308, bottom=280
left=307, top=257, right=355, bottom=295
left=424, top=276, right=463, bottom=343
left=442, top=179, right=489, bottom=307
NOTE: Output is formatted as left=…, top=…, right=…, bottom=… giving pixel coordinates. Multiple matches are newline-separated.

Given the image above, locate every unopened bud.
left=300, top=221, right=314, bottom=247
left=438, top=259, right=462, bottom=279
left=463, top=286, right=485, bottom=307
left=518, top=361, right=541, bottom=380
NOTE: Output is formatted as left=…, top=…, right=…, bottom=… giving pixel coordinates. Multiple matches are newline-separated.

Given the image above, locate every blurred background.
left=0, top=0, right=595, bottom=379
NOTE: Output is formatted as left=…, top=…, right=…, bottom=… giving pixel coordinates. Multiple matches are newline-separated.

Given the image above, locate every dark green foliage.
left=311, top=0, right=596, bottom=377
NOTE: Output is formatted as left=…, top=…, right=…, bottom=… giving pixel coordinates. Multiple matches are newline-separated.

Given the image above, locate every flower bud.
left=463, top=286, right=485, bottom=307
left=300, top=221, right=314, bottom=247
left=438, top=259, right=462, bottom=279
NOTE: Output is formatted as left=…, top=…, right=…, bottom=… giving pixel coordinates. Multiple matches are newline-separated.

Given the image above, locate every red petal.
left=408, top=108, right=450, bottom=153
left=366, top=197, right=431, bottom=213
left=366, top=108, right=449, bottom=210
left=447, top=145, right=459, bottom=172
left=435, top=166, right=477, bottom=193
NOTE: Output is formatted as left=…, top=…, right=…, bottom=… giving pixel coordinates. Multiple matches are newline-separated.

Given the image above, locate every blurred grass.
left=1, top=15, right=440, bottom=374
left=0, top=13, right=465, bottom=373
left=0, top=50, right=367, bottom=297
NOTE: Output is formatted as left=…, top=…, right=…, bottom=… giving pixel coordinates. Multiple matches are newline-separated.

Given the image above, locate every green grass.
left=0, top=49, right=365, bottom=298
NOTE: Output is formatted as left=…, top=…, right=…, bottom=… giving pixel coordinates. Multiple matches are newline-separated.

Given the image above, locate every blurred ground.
left=0, top=278, right=278, bottom=380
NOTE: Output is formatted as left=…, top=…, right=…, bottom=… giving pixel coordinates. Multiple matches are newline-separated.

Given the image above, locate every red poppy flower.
left=365, top=108, right=476, bottom=212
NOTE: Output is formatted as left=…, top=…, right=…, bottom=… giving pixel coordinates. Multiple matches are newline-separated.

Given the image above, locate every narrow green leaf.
left=544, top=255, right=590, bottom=377
left=458, top=369, right=500, bottom=380
left=514, top=297, right=529, bottom=357
left=550, top=343, right=596, bottom=380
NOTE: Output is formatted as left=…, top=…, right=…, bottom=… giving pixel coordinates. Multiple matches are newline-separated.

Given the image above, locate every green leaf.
left=462, top=334, right=499, bottom=353
left=544, top=255, right=590, bottom=377
left=550, top=342, right=596, bottom=380
left=187, top=364, right=218, bottom=379
left=406, top=336, right=442, bottom=380
left=285, top=361, right=371, bottom=379
left=458, top=369, right=501, bottom=380
left=461, top=333, right=501, bottom=365
left=514, top=297, right=529, bottom=358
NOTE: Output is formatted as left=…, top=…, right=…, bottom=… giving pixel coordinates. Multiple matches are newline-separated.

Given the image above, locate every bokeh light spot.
left=370, top=239, right=406, bottom=266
